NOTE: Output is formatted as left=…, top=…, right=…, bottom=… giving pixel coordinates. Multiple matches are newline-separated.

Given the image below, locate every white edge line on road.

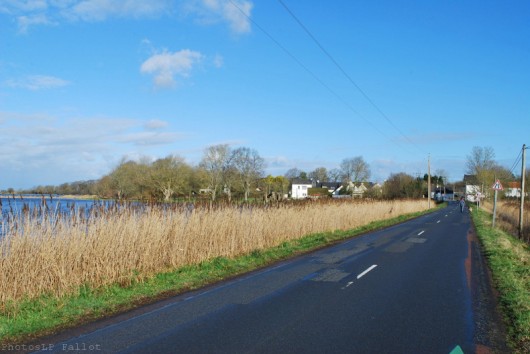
left=418, top=230, right=425, bottom=236
left=357, top=265, right=378, bottom=280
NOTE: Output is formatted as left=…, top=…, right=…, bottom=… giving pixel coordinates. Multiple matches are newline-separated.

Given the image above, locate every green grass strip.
left=470, top=207, right=530, bottom=353
left=0, top=207, right=437, bottom=345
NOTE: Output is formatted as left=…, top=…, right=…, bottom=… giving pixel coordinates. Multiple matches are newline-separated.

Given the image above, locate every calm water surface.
left=1, top=196, right=103, bottom=216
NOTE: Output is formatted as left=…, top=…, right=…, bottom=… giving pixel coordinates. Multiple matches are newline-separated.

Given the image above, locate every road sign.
left=492, top=179, right=503, bottom=191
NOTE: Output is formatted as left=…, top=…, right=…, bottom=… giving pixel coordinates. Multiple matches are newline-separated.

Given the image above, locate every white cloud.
left=17, top=14, right=56, bottom=32
left=65, top=0, right=171, bottom=22
left=0, top=0, right=48, bottom=14
left=5, top=75, right=70, bottom=90
left=0, top=111, right=186, bottom=188
left=144, top=119, right=169, bottom=130
left=140, top=49, right=203, bottom=89
left=2, top=0, right=253, bottom=33
left=118, top=131, right=184, bottom=146
left=218, top=0, right=252, bottom=34
left=212, top=54, right=224, bottom=68
left=184, top=0, right=252, bottom=34
left=1, top=0, right=172, bottom=32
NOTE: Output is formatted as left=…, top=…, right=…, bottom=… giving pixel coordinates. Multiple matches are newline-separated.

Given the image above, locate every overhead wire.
left=509, top=146, right=523, bottom=176
left=227, top=0, right=413, bottom=153
left=276, top=0, right=423, bottom=154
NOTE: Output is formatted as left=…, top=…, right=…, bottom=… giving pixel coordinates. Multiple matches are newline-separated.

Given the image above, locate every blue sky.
left=1, top=0, right=529, bottom=189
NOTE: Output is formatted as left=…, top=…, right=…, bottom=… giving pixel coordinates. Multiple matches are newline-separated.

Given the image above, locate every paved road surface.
left=31, top=202, right=508, bottom=353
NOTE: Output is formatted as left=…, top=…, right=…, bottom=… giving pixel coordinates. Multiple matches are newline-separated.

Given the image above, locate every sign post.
left=492, top=179, right=503, bottom=228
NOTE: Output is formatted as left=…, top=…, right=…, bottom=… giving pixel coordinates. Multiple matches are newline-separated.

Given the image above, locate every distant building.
left=505, top=181, right=522, bottom=198
left=464, top=175, right=481, bottom=202
left=347, top=182, right=369, bottom=198
left=291, top=178, right=313, bottom=199
left=434, top=186, right=454, bottom=201
left=316, top=182, right=342, bottom=195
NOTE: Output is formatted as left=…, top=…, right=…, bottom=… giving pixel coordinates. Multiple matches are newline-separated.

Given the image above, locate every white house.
left=345, top=182, right=381, bottom=198
left=347, top=182, right=368, bottom=198
left=505, top=181, right=522, bottom=198
left=464, top=175, right=481, bottom=202
left=291, top=178, right=313, bottom=199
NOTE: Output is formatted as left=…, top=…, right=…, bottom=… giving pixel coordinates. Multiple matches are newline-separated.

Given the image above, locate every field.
left=0, top=199, right=429, bottom=308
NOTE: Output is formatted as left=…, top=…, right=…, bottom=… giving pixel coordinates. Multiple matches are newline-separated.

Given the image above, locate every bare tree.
left=466, top=146, right=495, bottom=175
left=309, top=167, right=328, bottom=182
left=199, top=144, right=231, bottom=201
left=340, top=156, right=371, bottom=182
left=231, top=147, right=265, bottom=201
left=284, top=168, right=304, bottom=180
left=328, top=168, right=342, bottom=182
left=466, top=146, right=496, bottom=190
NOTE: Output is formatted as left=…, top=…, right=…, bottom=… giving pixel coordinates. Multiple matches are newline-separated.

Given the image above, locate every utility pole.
left=492, top=175, right=498, bottom=228
left=427, top=154, right=431, bottom=209
left=519, top=144, right=526, bottom=239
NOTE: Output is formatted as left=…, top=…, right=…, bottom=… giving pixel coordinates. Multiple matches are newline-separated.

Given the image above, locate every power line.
left=509, top=146, right=523, bottom=176
left=276, top=0, right=422, bottom=153
left=227, top=0, right=412, bottom=152
left=229, top=0, right=408, bottom=152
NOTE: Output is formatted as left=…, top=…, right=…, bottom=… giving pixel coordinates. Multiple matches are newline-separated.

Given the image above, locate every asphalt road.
left=31, top=202, right=508, bottom=354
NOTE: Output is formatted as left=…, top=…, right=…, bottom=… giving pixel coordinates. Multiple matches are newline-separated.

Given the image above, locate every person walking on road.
left=460, top=196, right=466, bottom=213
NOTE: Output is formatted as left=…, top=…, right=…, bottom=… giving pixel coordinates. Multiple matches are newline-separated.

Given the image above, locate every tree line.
left=5, top=145, right=377, bottom=202
left=4, top=145, right=521, bottom=202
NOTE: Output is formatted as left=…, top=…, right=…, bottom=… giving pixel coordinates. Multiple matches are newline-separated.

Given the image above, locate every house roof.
left=349, top=182, right=377, bottom=188
left=318, top=182, right=341, bottom=189
left=435, top=187, right=454, bottom=194
left=463, top=174, right=479, bottom=185
left=508, top=181, right=521, bottom=189
left=291, top=178, right=313, bottom=185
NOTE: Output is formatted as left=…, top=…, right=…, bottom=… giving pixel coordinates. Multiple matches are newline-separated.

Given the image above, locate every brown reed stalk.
left=0, top=199, right=428, bottom=306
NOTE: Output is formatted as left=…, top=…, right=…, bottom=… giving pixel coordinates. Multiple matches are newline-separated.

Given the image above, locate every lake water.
left=0, top=196, right=120, bottom=236
left=1, top=196, right=103, bottom=216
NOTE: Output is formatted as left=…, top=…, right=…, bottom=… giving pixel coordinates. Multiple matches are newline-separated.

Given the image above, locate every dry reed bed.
left=0, top=199, right=428, bottom=305
left=486, top=200, right=530, bottom=243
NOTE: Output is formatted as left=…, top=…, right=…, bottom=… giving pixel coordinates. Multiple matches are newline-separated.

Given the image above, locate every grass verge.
left=0, top=207, right=436, bottom=346
left=470, top=207, right=530, bottom=353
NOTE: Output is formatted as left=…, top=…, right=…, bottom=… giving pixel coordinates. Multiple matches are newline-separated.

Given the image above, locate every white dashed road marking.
left=357, top=265, right=378, bottom=280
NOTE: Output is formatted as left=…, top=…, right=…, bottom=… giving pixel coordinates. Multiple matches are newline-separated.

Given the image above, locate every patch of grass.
left=0, top=206, right=436, bottom=345
left=470, top=207, right=530, bottom=353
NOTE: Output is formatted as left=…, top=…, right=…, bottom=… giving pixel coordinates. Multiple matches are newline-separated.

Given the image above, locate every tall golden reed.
left=485, top=200, right=530, bottom=241
left=0, top=199, right=428, bottom=305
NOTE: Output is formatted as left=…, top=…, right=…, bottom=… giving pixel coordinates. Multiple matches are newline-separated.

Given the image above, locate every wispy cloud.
left=64, top=0, right=172, bottom=22
left=399, top=132, right=476, bottom=145
left=140, top=49, right=204, bottom=89
left=5, top=75, right=70, bottom=90
left=184, top=0, right=252, bottom=34
left=212, top=53, right=224, bottom=68
left=17, top=13, right=56, bottom=33
left=1, top=0, right=253, bottom=34
left=118, top=131, right=185, bottom=146
left=0, top=111, right=186, bottom=188
left=144, top=119, right=169, bottom=130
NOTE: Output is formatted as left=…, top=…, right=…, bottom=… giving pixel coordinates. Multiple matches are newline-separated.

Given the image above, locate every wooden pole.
left=427, top=154, right=431, bottom=209
left=493, top=189, right=498, bottom=228
left=519, top=144, right=526, bottom=239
